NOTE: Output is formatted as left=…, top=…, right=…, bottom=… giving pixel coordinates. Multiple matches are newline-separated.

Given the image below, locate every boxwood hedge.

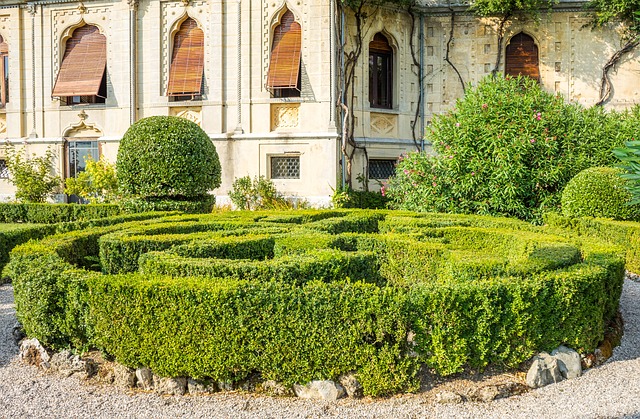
left=6, top=210, right=627, bottom=396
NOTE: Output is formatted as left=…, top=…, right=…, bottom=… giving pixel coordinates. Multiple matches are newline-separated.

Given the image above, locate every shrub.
left=64, top=156, right=118, bottom=203
left=561, top=167, right=640, bottom=220
left=117, top=116, right=221, bottom=202
left=613, top=139, right=640, bottom=205
left=0, top=203, right=120, bottom=224
left=332, top=186, right=389, bottom=209
left=6, top=210, right=627, bottom=397
left=229, top=176, right=289, bottom=210
left=3, top=145, right=61, bottom=203
left=386, top=76, right=640, bottom=222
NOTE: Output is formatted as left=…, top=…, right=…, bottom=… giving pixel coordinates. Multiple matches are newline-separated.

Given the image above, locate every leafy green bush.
left=332, top=186, right=389, bottom=209
left=0, top=203, right=120, bottom=224
left=117, top=116, right=221, bottom=206
left=229, top=176, right=290, bottom=210
left=6, top=210, right=628, bottom=397
left=64, top=156, right=118, bottom=203
left=613, top=140, right=640, bottom=205
left=118, top=195, right=216, bottom=214
left=3, top=145, right=61, bottom=203
left=386, top=75, right=640, bottom=222
left=561, top=167, right=639, bottom=220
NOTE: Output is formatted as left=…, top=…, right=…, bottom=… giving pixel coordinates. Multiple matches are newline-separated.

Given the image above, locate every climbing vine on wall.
left=586, top=0, right=640, bottom=105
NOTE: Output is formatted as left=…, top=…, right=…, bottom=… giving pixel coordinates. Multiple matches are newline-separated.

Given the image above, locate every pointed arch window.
left=267, top=10, right=301, bottom=98
left=369, top=33, right=392, bottom=109
left=53, top=25, right=107, bottom=105
left=166, top=18, right=205, bottom=101
left=0, top=35, right=9, bottom=107
left=505, top=33, right=540, bottom=81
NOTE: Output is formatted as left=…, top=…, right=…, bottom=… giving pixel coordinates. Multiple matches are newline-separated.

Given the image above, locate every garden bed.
left=5, top=210, right=626, bottom=396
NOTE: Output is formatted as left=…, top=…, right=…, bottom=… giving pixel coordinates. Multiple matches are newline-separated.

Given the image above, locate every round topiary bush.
left=561, top=166, right=640, bottom=220
left=117, top=116, right=221, bottom=202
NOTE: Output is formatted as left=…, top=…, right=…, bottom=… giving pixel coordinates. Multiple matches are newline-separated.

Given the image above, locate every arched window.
left=0, top=35, right=9, bottom=107
left=166, top=18, right=205, bottom=101
left=505, top=33, right=540, bottom=81
left=53, top=25, right=107, bottom=105
left=266, top=10, right=301, bottom=98
left=369, top=33, right=393, bottom=109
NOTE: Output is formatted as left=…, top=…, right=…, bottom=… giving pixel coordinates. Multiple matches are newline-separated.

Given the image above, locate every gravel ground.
left=1, top=279, right=640, bottom=419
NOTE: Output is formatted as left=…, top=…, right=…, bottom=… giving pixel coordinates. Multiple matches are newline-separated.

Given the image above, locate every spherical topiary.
left=117, top=116, right=221, bottom=200
left=561, top=166, right=640, bottom=220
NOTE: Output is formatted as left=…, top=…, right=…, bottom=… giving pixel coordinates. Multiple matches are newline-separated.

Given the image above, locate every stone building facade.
left=0, top=0, right=637, bottom=204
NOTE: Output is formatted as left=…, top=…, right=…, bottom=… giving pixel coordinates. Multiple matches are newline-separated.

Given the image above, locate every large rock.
left=19, top=338, right=51, bottom=369
left=113, top=364, right=136, bottom=388
left=49, top=350, right=96, bottom=378
left=338, top=373, right=363, bottom=398
left=12, top=322, right=25, bottom=346
left=293, top=380, right=346, bottom=401
left=136, top=367, right=154, bottom=390
left=435, top=391, right=463, bottom=404
left=526, top=352, right=564, bottom=388
left=154, top=375, right=187, bottom=396
left=187, top=378, right=218, bottom=395
left=260, top=380, right=292, bottom=396
left=551, top=345, right=582, bottom=379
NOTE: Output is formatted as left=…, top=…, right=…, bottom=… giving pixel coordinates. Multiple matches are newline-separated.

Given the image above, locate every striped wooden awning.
left=266, top=11, right=301, bottom=90
left=370, top=33, right=391, bottom=53
left=166, top=18, right=205, bottom=97
left=52, top=25, right=107, bottom=97
left=505, top=33, right=540, bottom=81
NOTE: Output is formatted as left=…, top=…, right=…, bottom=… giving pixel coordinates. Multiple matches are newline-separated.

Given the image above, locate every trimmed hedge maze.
left=6, top=210, right=626, bottom=396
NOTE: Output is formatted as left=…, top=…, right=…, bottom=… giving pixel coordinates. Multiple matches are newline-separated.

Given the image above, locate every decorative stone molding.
left=170, top=107, right=202, bottom=126
left=370, top=113, right=397, bottom=137
left=52, top=6, right=109, bottom=83
left=62, top=115, right=103, bottom=138
left=161, top=1, right=208, bottom=96
left=271, top=103, right=299, bottom=131
left=0, top=115, right=6, bottom=137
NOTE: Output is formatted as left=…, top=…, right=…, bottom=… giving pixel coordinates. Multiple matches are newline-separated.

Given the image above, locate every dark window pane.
left=0, top=159, right=8, bottom=179
left=369, top=159, right=396, bottom=179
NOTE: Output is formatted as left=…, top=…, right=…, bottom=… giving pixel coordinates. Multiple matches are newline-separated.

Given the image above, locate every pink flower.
left=535, top=112, right=542, bottom=121
left=380, top=185, right=386, bottom=196
left=482, top=103, right=488, bottom=109
left=471, top=172, right=475, bottom=176
left=432, top=182, right=437, bottom=187
left=530, top=139, right=536, bottom=144
left=455, top=122, right=461, bottom=127
left=403, top=169, right=410, bottom=175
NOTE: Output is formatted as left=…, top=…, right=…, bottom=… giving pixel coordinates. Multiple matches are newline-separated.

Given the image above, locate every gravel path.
left=1, top=280, right=640, bottom=419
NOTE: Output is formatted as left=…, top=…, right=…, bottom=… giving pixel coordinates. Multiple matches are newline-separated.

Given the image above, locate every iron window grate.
left=271, top=156, right=300, bottom=179
left=0, top=159, right=8, bottom=179
left=369, top=159, right=396, bottom=179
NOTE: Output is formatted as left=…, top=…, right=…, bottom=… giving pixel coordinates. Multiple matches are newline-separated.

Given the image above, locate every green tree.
left=64, top=156, right=118, bottom=203
left=3, top=144, right=61, bottom=203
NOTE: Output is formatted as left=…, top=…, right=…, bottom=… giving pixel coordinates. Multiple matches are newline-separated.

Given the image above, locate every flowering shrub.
left=386, top=75, right=640, bottom=222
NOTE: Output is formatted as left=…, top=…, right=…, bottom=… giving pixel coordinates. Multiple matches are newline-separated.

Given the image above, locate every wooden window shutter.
left=0, top=36, right=7, bottom=55
left=369, top=33, right=392, bottom=54
left=52, top=25, right=107, bottom=97
left=166, top=18, right=205, bottom=97
left=505, top=33, right=540, bottom=81
left=266, top=11, right=301, bottom=90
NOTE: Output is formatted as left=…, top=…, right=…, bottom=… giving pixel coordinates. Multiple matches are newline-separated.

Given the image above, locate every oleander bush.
left=561, top=167, right=640, bottom=220
left=386, top=75, right=640, bottom=222
left=6, top=209, right=628, bottom=396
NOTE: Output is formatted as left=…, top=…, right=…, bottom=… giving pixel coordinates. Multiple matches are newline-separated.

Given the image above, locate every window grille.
left=369, top=159, right=396, bottom=179
left=0, top=159, right=8, bottom=179
left=270, top=156, right=300, bottom=179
